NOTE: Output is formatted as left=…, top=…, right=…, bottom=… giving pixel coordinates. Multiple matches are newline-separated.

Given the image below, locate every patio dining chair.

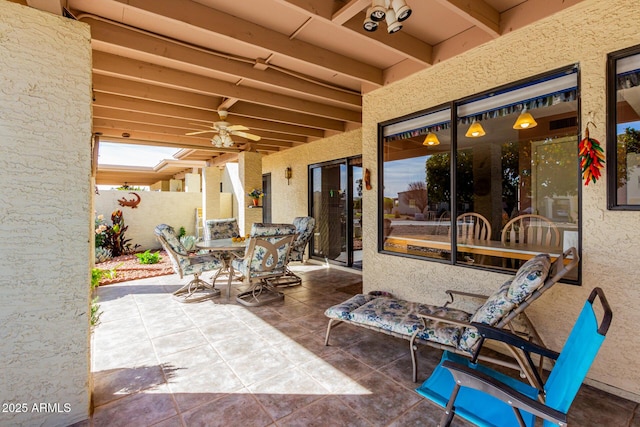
left=154, top=224, right=223, bottom=303
left=270, top=216, right=315, bottom=287
left=202, top=217, right=244, bottom=284
left=451, top=212, right=491, bottom=264
left=230, top=223, right=297, bottom=306
left=204, top=217, right=241, bottom=240
left=416, top=287, right=612, bottom=427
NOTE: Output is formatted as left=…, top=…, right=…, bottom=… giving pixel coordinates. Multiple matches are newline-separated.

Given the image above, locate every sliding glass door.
left=309, top=157, right=362, bottom=269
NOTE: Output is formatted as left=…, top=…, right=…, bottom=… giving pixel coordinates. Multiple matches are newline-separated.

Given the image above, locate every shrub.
left=90, top=268, right=106, bottom=327
left=95, top=210, right=139, bottom=257
left=136, top=250, right=161, bottom=264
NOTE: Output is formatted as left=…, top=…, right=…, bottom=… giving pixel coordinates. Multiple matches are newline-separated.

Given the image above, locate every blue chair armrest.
left=471, top=322, right=560, bottom=360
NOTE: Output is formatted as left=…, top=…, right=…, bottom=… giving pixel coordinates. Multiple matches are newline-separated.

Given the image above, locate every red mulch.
left=95, top=250, right=174, bottom=285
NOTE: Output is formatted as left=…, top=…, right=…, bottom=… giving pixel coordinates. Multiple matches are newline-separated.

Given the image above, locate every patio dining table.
left=196, top=238, right=246, bottom=298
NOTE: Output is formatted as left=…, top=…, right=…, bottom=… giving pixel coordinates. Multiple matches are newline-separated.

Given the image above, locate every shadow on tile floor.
left=82, top=264, right=639, bottom=427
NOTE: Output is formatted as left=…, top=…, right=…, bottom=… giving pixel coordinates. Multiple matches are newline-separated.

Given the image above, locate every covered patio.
left=5, top=0, right=640, bottom=426
left=85, top=266, right=637, bottom=427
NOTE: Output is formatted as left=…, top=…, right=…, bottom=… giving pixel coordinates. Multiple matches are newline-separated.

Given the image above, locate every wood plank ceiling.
left=24, top=0, right=583, bottom=185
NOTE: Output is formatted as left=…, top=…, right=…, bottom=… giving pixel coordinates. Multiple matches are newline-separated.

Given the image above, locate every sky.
left=98, top=142, right=179, bottom=167
left=383, top=156, right=429, bottom=198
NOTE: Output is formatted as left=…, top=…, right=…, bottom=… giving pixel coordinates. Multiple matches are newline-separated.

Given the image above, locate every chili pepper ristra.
left=579, top=122, right=605, bottom=186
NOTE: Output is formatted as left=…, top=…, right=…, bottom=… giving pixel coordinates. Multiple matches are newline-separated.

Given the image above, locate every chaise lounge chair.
left=324, top=247, right=579, bottom=384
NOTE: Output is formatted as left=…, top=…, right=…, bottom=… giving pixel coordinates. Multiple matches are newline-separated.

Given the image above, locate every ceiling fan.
left=186, top=110, right=261, bottom=147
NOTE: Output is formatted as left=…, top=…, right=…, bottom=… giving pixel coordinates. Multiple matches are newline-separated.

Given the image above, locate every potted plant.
left=247, top=188, right=264, bottom=206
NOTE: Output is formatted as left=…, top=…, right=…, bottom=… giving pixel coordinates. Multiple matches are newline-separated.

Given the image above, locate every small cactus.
left=95, top=247, right=112, bottom=263
left=180, top=235, right=197, bottom=252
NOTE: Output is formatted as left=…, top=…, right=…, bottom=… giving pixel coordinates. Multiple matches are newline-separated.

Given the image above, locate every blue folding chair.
left=416, top=287, right=613, bottom=427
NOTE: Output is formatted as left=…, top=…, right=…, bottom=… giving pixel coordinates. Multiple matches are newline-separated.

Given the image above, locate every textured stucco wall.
left=362, top=0, right=640, bottom=399
left=94, top=191, right=203, bottom=250
left=262, top=129, right=362, bottom=223
left=0, top=2, right=92, bottom=425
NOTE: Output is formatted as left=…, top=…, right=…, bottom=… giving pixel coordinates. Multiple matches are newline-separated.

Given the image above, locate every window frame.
left=377, top=103, right=453, bottom=264
left=377, top=65, right=582, bottom=284
left=606, top=44, right=640, bottom=210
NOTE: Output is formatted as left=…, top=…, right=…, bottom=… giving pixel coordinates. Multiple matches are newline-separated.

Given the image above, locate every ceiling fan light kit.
left=185, top=109, right=261, bottom=148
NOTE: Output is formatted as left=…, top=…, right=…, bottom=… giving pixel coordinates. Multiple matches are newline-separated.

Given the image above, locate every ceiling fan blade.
left=185, top=130, right=216, bottom=136
left=226, top=124, right=249, bottom=132
left=231, top=130, right=261, bottom=141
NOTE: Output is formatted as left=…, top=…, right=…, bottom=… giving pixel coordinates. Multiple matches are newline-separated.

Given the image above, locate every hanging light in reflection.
left=422, top=132, right=440, bottom=146
left=513, top=107, right=538, bottom=129
left=465, top=120, right=486, bottom=138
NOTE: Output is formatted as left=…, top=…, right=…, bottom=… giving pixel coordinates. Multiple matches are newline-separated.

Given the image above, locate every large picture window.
left=379, top=67, right=580, bottom=281
left=607, top=46, right=640, bottom=209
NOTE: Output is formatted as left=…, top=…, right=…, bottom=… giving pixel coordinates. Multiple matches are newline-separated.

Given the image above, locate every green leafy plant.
left=178, top=226, right=186, bottom=238
left=90, top=268, right=105, bottom=327
left=247, top=188, right=264, bottom=198
left=115, top=184, right=146, bottom=191
left=98, top=210, right=139, bottom=257
left=136, top=250, right=161, bottom=264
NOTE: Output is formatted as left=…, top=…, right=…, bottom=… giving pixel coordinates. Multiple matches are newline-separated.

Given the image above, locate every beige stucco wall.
left=94, top=191, right=202, bottom=250
left=262, top=129, right=363, bottom=223
left=362, top=0, right=640, bottom=399
left=0, top=2, right=92, bottom=426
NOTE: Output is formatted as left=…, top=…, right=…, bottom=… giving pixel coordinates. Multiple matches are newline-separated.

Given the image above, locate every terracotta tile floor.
left=84, top=264, right=639, bottom=427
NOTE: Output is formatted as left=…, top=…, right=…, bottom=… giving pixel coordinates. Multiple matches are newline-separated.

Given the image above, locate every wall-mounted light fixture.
left=285, top=166, right=292, bottom=185
left=363, top=0, right=412, bottom=34
left=465, top=120, right=486, bottom=138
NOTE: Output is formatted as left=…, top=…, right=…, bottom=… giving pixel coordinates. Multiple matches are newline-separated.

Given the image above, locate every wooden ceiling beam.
left=436, top=0, right=500, bottom=38
left=94, top=126, right=280, bottom=153
left=331, top=0, right=370, bottom=25
left=92, top=93, right=326, bottom=137
left=342, top=14, right=433, bottom=65
left=228, top=102, right=345, bottom=132
left=92, top=74, right=222, bottom=111
left=93, top=51, right=361, bottom=123
left=110, top=0, right=383, bottom=85
left=94, top=118, right=290, bottom=147
left=279, top=0, right=432, bottom=65
left=86, top=17, right=362, bottom=108
left=93, top=75, right=345, bottom=132
left=93, top=106, right=308, bottom=144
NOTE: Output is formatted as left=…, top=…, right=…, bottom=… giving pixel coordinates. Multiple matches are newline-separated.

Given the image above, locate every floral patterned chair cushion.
left=289, top=216, right=316, bottom=262
left=231, top=223, right=297, bottom=278
left=204, top=218, right=240, bottom=240
left=324, top=293, right=377, bottom=320
left=507, top=253, right=551, bottom=304
left=154, top=224, right=223, bottom=277
left=155, top=224, right=188, bottom=256
left=458, top=280, right=515, bottom=352
left=327, top=296, right=472, bottom=347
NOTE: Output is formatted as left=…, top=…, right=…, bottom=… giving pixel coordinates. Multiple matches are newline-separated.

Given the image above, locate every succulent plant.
left=180, top=235, right=197, bottom=252
left=95, top=247, right=112, bottom=263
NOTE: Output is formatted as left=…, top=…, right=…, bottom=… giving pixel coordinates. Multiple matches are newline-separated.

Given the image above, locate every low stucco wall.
left=362, top=0, right=640, bottom=400
left=262, top=129, right=362, bottom=223
left=94, top=191, right=202, bottom=251
left=0, top=2, right=92, bottom=425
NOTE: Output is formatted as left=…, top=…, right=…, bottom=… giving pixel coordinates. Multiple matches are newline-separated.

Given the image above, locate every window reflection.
left=608, top=47, right=640, bottom=208
left=380, top=68, right=580, bottom=279
left=382, top=107, right=452, bottom=260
